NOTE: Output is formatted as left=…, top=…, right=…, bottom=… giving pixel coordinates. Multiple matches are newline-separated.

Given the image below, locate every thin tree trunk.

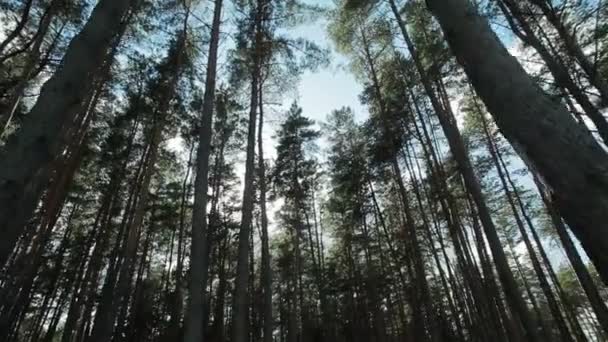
left=183, top=0, right=222, bottom=340
left=231, top=21, right=262, bottom=342
left=257, top=79, right=273, bottom=342
left=479, top=108, right=573, bottom=341
left=387, top=2, right=539, bottom=338
left=543, top=191, right=608, bottom=335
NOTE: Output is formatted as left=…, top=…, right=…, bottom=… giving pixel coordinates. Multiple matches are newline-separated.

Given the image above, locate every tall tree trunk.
left=479, top=108, right=574, bottom=341
left=231, top=23, right=261, bottom=342
left=408, top=89, right=507, bottom=340
left=360, top=25, right=436, bottom=340
left=88, top=136, right=157, bottom=342
left=257, top=80, right=273, bottom=342
left=88, top=25, right=184, bottom=340
left=183, top=0, right=222, bottom=340
left=0, top=0, right=135, bottom=267
left=500, top=155, right=589, bottom=341
left=426, top=0, right=608, bottom=286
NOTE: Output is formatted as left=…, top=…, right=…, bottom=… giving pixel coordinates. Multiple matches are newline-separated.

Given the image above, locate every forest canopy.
left=0, top=0, right=608, bottom=341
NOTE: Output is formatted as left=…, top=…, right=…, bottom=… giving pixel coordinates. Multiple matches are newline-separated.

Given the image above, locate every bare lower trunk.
left=231, top=62, right=260, bottom=342
left=257, top=81, right=273, bottom=342
left=183, top=1, right=222, bottom=341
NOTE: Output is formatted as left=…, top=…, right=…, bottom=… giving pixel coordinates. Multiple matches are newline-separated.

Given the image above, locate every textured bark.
left=183, top=0, right=222, bottom=341
left=498, top=0, right=608, bottom=145
left=231, top=42, right=260, bottom=342
left=427, top=0, right=608, bottom=287
left=257, top=81, right=273, bottom=342
left=0, top=0, right=135, bottom=267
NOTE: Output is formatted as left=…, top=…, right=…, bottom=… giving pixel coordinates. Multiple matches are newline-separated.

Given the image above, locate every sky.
left=286, top=16, right=368, bottom=124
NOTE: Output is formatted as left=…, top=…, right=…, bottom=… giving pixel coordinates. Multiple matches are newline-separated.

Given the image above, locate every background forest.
left=0, top=0, right=608, bottom=341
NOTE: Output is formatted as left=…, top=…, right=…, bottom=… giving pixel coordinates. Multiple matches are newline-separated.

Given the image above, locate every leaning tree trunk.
left=387, top=0, right=538, bottom=339
left=0, top=0, right=135, bottom=267
left=426, top=0, right=608, bottom=287
left=183, top=0, right=222, bottom=341
left=497, top=0, right=608, bottom=145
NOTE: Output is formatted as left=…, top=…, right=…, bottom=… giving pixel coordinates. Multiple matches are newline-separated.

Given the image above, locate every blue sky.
left=288, top=15, right=368, bottom=124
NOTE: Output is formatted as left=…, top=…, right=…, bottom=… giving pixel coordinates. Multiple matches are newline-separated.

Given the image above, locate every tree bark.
left=0, top=0, right=135, bottom=267
left=498, top=0, right=608, bottom=145
left=231, top=29, right=261, bottom=342
left=183, top=0, right=222, bottom=340
left=257, top=79, right=273, bottom=342
left=427, top=0, right=608, bottom=287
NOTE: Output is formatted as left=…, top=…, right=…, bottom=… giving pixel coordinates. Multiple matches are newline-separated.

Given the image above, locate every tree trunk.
left=257, top=79, right=273, bottom=342
left=426, top=0, right=608, bottom=286
left=480, top=109, right=573, bottom=341
left=0, top=0, right=135, bottom=267
left=498, top=0, right=608, bottom=145
left=528, top=0, right=608, bottom=105
left=183, top=0, right=222, bottom=340
left=543, top=192, right=608, bottom=336
left=231, top=32, right=261, bottom=342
